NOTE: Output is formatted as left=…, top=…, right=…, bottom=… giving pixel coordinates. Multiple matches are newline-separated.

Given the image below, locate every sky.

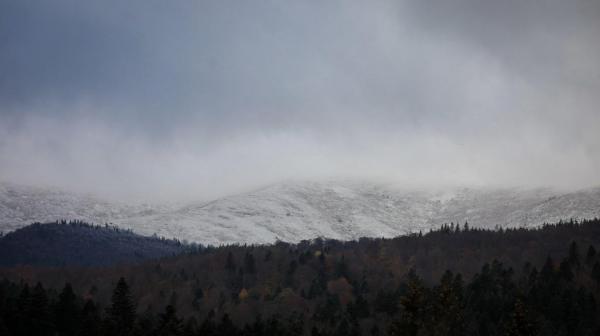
left=1, top=0, right=599, bottom=201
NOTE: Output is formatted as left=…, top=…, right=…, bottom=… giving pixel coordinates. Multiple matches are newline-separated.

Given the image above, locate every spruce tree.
left=55, top=283, right=80, bottom=336
left=28, top=282, right=53, bottom=336
left=107, top=277, right=136, bottom=336
left=390, top=270, right=426, bottom=336
left=15, top=284, right=31, bottom=336
left=155, top=305, right=183, bottom=336
left=80, top=299, right=101, bottom=336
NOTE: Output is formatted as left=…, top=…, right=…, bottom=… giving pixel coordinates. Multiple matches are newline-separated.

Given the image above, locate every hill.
left=0, top=221, right=188, bottom=267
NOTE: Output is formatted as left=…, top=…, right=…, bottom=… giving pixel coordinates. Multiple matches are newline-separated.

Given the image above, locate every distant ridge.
left=0, top=220, right=190, bottom=267
left=1, top=181, right=600, bottom=245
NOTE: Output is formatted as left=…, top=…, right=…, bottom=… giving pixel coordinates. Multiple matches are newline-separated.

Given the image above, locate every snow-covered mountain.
left=1, top=181, right=599, bottom=246
left=0, top=182, right=174, bottom=233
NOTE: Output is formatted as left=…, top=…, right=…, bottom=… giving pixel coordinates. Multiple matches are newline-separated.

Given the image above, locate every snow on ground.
left=1, top=180, right=599, bottom=245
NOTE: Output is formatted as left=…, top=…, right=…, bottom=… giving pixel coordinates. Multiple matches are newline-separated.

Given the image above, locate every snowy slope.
left=0, top=182, right=174, bottom=233
left=1, top=181, right=599, bottom=245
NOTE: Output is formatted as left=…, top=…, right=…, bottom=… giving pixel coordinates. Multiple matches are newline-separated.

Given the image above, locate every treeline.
left=1, top=242, right=600, bottom=335
left=21, top=220, right=190, bottom=246
left=0, top=221, right=192, bottom=267
left=1, top=219, right=600, bottom=335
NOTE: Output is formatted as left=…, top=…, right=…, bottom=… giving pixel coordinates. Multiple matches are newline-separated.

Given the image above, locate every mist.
left=1, top=0, right=599, bottom=202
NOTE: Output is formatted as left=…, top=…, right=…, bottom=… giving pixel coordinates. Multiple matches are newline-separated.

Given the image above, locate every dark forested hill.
left=0, top=221, right=188, bottom=267
left=1, top=218, right=600, bottom=335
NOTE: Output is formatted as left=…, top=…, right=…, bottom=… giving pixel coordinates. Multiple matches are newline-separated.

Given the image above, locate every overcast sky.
left=1, top=0, right=599, bottom=201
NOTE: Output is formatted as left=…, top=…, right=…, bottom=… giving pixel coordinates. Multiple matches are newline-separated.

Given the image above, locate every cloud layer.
left=1, top=0, right=599, bottom=200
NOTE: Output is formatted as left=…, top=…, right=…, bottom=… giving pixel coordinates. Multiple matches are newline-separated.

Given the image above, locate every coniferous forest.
left=2, top=218, right=600, bottom=336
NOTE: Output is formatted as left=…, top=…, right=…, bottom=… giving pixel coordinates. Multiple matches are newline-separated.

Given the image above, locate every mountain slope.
left=1, top=181, right=599, bottom=245
left=0, top=221, right=187, bottom=267
left=119, top=181, right=600, bottom=245
left=0, top=182, right=174, bottom=233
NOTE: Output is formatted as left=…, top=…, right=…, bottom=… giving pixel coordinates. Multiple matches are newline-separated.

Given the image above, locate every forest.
left=0, top=221, right=189, bottom=267
left=2, top=218, right=600, bottom=335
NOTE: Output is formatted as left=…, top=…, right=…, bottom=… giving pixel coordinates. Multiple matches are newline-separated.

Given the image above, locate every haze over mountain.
left=1, top=1, right=599, bottom=202
left=2, top=181, right=599, bottom=246
left=0, top=1, right=598, bottom=246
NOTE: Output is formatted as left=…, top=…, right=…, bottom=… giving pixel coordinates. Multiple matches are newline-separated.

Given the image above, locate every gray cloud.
left=0, top=0, right=599, bottom=201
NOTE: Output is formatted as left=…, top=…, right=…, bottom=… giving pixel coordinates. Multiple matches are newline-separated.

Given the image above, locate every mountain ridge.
left=0, top=220, right=188, bottom=267
left=1, top=180, right=599, bottom=245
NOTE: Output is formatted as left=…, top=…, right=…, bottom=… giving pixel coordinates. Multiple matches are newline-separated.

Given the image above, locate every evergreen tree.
left=55, top=283, right=80, bottom=336
left=133, top=307, right=156, bottom=336
left=28, top=282, right=53, bottom=336
left=15, top=284, right=31, bottom=336
left=390, top=270, right=426, bottom=336
left=107, top=277, right=137, bottom=336
left=80, top=299, right=101, bottom=336
left=430, top=270, right=465, bottom=336
left=155, top=305, right=183, bottom=336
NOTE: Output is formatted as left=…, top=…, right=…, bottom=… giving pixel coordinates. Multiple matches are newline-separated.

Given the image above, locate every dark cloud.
left=0, top=0, right=599, bottom=200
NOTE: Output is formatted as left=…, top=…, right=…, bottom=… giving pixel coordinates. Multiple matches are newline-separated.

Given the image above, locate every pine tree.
left=15, top=284, right=31, bottom=336
left=155, top=305, right=183, bottom=336
left=431, top=270, right=465, bottom=336
left=80, top=299, right=102, bottom=336
left=28, top=282, right=53, bottom=336
left=55, top=283, right=80, bottom=336
left=389, top=270, right=426, bottom=336
left=107, top=277, right=136, bottom=336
